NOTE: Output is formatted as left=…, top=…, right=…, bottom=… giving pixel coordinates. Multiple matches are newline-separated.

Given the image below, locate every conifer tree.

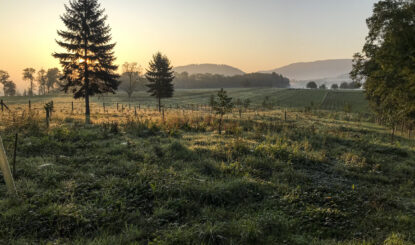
left=145, top=52, right=175, bottom=112
left=53, top=0, right=119, bottom=123
left=212, top=88, right=234, bottom=135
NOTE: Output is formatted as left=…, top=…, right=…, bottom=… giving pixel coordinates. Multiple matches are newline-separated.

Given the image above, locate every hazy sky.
left=0, top=0, right=378, bottom=91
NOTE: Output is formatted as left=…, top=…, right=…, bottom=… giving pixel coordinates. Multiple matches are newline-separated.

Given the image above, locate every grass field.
left=0, top=89, right=414, bottom=244
left=0, top=88, right=370, bottom=114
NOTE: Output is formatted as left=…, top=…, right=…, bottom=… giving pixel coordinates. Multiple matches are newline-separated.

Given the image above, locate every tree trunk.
left=0, top=136, right=17, bottom=196
left=158, top=96, right=161, bottom=113
left=30, top=80, right=33, bottom=96
left=391, top=126, right=395, bottom=143
left=85, top=93, right=90, bottom=124
left=84, top=31, right=90, bottom=124
left=218, top=115, right=223, bottom=135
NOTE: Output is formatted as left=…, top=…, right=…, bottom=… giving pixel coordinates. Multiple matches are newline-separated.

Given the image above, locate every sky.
left=0, top=0, right=379, bottom=91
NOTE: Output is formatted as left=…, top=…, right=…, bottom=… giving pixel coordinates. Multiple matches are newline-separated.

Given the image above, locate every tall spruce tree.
left=53, top=0, right=119, bottom=123
left=145, top=52, right=175, bottom=112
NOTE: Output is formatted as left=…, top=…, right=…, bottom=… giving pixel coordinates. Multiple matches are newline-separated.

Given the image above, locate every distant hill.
left=174, top=64, right=245, bottom=76
left=260, top=59, right=353, bottom=81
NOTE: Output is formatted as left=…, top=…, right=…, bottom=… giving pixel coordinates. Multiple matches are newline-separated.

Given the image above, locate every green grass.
left=0, top=90, right=413, bottom=244
left=0, top=88, right=369, bottom=113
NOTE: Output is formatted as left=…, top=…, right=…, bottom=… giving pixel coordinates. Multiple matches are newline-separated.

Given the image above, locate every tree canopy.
left=0, top=70, right=16, bottom=96
left=306, top=81, right=317, bottom=89
left=53, top=0, right=119, bottom=123
left=351, top=0, right=415, bottom=130
left=46, top=68, right=61, bottom=93
left=145, top=52, right=175, bottom=112
left=119, top=62, right=143, bottom=99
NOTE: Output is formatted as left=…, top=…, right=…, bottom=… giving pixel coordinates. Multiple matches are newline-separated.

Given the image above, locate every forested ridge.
left=173, top=72, right=290, bottom=89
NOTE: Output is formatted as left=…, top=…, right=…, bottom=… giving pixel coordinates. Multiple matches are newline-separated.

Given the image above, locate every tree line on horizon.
left=0, top=68, right=61, bottom=97
left=306, top=81, right=362, bottom=90
left=173, top=72, right=290, bottom=89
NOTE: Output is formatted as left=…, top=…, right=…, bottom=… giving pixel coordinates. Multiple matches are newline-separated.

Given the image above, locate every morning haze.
left=3, top=1, right=414, bottom=244
left=0, top=0, right=377, bottom=91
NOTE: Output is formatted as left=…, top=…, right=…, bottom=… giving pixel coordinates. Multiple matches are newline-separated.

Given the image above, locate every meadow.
left=0, top=89, right=414, bottom=244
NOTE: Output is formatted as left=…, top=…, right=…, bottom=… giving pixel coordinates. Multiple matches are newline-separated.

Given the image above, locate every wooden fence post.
left=13, top=133, right=18, bottom=178
left=162, top=107, right=165, bottom=123
left=0, top=136, right=17, bottom=196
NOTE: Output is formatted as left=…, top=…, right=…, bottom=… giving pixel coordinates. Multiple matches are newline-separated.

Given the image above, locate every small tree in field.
left=212, top=88, right=234, bottom=135
left=243, top=98, right=251, bottom=111
left=53, top=0, right=120, bottom=124
left=235, top=98, right=243, bottom=118
left=235, top=98, right=251, bottom=118
left=145, top=52, right=175, bottom=112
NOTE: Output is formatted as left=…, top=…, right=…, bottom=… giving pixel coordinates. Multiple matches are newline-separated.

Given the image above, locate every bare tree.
left=120, top=62, right=142, bottom=100
left=36, top=69, right=47, bottom=95
left=23, top=68, right=36, bottom=96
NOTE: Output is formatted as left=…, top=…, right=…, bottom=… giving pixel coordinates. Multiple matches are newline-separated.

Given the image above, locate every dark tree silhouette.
left=46, top=68, right=60, bottom=93
left=53, top=0, right=119, bottom=123
left=351, top=0, right=415, bottom=141
left=145, top=52, right=175, bottom=112
left=306, top=81, right=317, bottom=89
left=0, top=70, right=16, bottom=96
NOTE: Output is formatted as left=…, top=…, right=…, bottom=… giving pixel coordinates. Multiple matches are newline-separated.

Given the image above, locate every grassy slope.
left=0, top=90, right=413, bottom=244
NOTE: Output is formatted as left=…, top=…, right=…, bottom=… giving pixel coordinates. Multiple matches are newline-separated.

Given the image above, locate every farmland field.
left=0, top=88, right=370, bottom=114
left=0, top=89, right=414, bottom=245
